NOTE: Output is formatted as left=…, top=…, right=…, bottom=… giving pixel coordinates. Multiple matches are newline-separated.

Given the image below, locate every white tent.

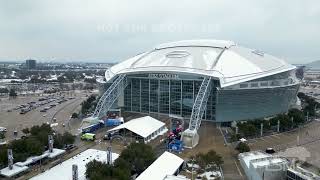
left=136, top=151, right=184, bottom=180
left=31, top=149, right=119, bottom=180
left=107, top=116, right=168, bottom=143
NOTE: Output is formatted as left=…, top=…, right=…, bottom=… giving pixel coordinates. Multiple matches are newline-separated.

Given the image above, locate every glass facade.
left=216, top=84, right=300, bottom=122
left=119, top=72, right=299, bottom=122
left=123, top=73, right=218, bottom=121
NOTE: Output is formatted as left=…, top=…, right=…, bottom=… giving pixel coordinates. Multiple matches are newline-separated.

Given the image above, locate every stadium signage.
left=148, top=73, right=179, bottom=79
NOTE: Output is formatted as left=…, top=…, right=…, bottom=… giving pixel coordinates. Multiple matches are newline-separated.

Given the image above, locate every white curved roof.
left=106, top=40, right=295, bottom=87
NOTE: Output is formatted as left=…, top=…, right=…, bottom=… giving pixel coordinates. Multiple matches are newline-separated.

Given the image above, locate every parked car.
left=21, top=134, right=28, bottom=139
left=81, top=133, right=96, bottom=141
left=63, top=144, right=76, bottom=151
left=0, top=127, right=7, bottom=132
left=103, top=133, right=112, bottom=140
left=265, top=147, right=275, bottom=154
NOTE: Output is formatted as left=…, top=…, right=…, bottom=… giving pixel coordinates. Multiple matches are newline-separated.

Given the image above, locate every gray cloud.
left=0, top=0, right=319, bottom=63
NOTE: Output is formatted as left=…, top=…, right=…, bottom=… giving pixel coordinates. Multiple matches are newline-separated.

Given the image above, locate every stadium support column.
left=181, top=76, right=212, bottom=148
left=93, top=74, right=128, bottom=119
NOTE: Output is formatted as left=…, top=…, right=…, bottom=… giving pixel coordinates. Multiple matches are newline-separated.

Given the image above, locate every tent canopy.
left=136, top=151, right=184, bottom=180
left=108, top=116, right=165, bottom=138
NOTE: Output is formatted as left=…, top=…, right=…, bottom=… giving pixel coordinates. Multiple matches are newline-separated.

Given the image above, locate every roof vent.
left=166, top=51, right=190, bottom=58
left=252, top=49, right=264, bottom=57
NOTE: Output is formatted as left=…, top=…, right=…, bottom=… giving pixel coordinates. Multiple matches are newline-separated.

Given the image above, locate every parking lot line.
left=234, top=160, right=243, bottom=177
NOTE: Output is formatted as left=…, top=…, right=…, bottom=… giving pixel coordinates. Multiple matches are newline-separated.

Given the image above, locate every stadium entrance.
left=122, top=73, right=218, bottom=121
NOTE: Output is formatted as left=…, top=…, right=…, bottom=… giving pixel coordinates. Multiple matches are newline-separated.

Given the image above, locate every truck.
left=81, top=133, right=96, bottom=141
left=103, top=117, right=124, bottom=127
left=81, top=123, right=103, bottom=133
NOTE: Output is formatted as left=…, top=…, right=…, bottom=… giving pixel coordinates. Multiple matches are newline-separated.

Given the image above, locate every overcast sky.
left=0, top=0, right=319, bottom=64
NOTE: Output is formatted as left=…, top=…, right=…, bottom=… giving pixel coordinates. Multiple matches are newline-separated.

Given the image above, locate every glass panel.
left=159, top=80, right=169, bottom=114
left=150, top=79, right=159, bottom=112
left=182, top=80, right=194, bottom=117
left=170, top=80, right=181, bottom=115
left=141, top=79, right=149, bottom=113
left=124, top=82, right=131, bottom=111
left=131, top=79, right=140, bottom=111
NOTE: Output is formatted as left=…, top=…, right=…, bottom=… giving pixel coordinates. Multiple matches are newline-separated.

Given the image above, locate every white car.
left=0, top=127, right=7, bottom=132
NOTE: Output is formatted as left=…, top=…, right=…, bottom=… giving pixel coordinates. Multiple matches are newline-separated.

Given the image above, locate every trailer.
left=81, top=123, right=103, bottom=133
left=103, top=117, right=124, bottom=127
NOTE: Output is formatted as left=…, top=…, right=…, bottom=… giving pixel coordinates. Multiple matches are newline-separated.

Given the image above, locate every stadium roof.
left=106, top=39, right=295, bottom=87
left=136, top=151, right=184, bottom=180
left=107, top=116, right=166, bottom=138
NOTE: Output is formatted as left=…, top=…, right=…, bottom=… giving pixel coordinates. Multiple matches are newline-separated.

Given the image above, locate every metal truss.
left=93, top=74, right=128, bottom=118
left=188, top=76, right=212, bottom=131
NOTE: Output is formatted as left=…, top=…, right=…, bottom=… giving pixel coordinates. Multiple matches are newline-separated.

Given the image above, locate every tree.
left=194, top=150, right=223, bottom=172
left=288, top=108, right=305, bottom=126
left=277, top=114, right=292, bottom=131
left=0, top=132, right=5, bottom=140
left=236, top=142, right=250, bottom=153
left=54, top=132, right=76, bottom=148
left=206, top=150, right=223, bottom=167
left=9, top=89, right=17, bottom=97
left=238, top=123, right=257, bottom=137
left=115, top=143, right=156, bottom=175
left=195, top=153, right=207, bottom=171
left=85, top=160, right=130, bottom=180
left=71, top=112, right=79, bottom=119
left=22, top=128, right=30, bottom=135
left=0, top=145, right=8, bottom=167
left=81, top=95, right=97, bottom=115
left=8, top=138, right=43, bottom=162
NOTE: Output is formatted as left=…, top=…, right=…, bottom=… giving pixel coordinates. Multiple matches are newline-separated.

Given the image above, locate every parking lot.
left=248, top=120, right=320, bottom=167
left=0, top=90, right=92, bottom=142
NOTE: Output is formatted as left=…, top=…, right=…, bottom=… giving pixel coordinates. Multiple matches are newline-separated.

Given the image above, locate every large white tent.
left=136, top=151, right=184, bottom=180
left=31, top=149, right=119, bottom=180
left=107, top=116, right=168, bottom=143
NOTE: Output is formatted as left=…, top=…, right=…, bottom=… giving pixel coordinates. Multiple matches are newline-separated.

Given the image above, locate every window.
left=260, top=82, right=268, bottom=87
left=240, top=83, right=248, bottom=88
left=251, top=83, right=259, bottom=87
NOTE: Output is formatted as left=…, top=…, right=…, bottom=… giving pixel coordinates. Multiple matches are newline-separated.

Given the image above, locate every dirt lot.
left=180, top=122, right=245, bottom=180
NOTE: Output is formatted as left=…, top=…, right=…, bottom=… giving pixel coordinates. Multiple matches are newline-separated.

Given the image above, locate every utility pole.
left=297, top=126, right=301, bottom=146
left=48, top=135, right=54, bottom=153
left=107, top=146, right=112, bottom=165
left=72, top=164, right=78, bottom=180
left=277, top=120, right=280, bottom=133
left=8, top=149, right=13, bottom=170
left=260, top=123, right=263, bottom=137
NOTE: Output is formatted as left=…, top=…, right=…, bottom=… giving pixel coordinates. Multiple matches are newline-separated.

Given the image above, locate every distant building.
left=287, top=162, right=320, bottom=180
left=238, top=151, right=288, bottom=180
left=25, top=59, right=36, bottom=69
